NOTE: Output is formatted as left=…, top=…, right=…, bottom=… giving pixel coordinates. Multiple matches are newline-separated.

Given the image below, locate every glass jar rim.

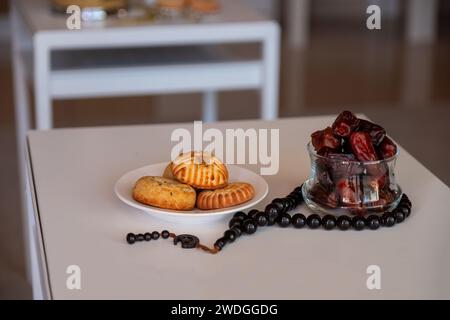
left=306, top=141, right=398, bottom=165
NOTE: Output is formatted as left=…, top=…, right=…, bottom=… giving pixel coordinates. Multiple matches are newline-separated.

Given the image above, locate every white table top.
left=16, top=0, right=267, bottom=34
left=27, top=116, right=450, bottom=299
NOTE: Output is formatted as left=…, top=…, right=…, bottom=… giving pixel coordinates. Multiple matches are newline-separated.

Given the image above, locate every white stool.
left=12, top=0, right=280, bottom=130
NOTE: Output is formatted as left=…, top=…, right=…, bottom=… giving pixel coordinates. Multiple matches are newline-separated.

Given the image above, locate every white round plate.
left=114, top=163, right=269, bottom=224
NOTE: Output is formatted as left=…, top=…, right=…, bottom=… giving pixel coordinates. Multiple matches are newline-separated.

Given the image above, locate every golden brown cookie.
left=196, top=182, right=255, bottom=210
left=171, top=151, right=228, bottom=190
left=133, top=176, right=196, bottom=211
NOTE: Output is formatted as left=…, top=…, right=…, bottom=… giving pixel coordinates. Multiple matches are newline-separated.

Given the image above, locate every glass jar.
left=302, top=142, right=402, bottom=216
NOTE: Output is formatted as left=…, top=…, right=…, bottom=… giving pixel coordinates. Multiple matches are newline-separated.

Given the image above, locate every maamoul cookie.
left=196, top=182, right=255, bottom=210
left=133, top=176, right=196, bottom=210
left=171, top=151, right=228, bottom=190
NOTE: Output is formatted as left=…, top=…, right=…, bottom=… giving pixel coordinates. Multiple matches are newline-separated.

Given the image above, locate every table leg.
left=285, top=0, right=310, bottom=49
left=11, top=5, right=34, bottom=285
left=25, top=146, right=48, bottom=300
left=34, top=38, right=52, bottom=130
left=261, top=23, right=280, bottom=120
left=202, top=91, right=218, bottom=122
left=401, top=46, right=433, bottom=108
left=406, top=0, right=438, bottom=45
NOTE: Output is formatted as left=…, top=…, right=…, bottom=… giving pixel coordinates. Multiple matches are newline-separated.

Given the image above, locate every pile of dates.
left=309, top=111, right=398, bottom=215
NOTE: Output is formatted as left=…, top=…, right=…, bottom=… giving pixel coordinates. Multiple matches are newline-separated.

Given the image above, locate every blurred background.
left=1, top=0, right=449, bottom=299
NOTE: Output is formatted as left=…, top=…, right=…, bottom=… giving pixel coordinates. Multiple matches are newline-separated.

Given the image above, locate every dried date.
left=311, top=127, right=341, bottom=151
left=378, top=136, right=397, bottom=159
left=340, top=138, right=353, bottom=154
left=309, top=183, right=338, bottom=209
left=357, top=119, right=386, bottom=146
left=317, top=147, right=364, bottom=179
left=332, top=111, right=360, bottom=138
left=336, top=178, right=360, bottom=206
left=366, top=162, right=388, bottom=180
left=350, top=132, right=378, bottom=162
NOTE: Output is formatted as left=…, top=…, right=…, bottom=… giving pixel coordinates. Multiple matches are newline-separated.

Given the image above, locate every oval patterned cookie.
left=171, top=151, right=228, bottom=190
left=196, top=182, right=255, bottom=210
left=133, top=176, right=196, bottom=211
left=162, top=162, right=175, bottom=180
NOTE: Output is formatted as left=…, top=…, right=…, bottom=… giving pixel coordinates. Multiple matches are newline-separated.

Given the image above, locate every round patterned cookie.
left=133, top=176, right=196, bottom=211
left=171, top=151, right=228, bottom=190
left=196, top=182, right=255, bottom=210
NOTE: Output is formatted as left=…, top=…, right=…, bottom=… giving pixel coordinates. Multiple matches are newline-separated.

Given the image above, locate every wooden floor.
left=1, top=21, right=449, bottom=299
